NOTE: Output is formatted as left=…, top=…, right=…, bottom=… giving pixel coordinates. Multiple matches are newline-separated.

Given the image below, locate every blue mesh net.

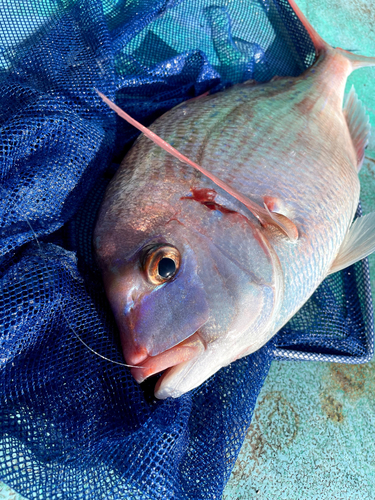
left=0, top=0, right=373, bottom=498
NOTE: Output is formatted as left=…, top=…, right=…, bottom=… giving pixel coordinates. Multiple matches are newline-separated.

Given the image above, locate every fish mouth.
left=130, top=331, right=205, bottom=385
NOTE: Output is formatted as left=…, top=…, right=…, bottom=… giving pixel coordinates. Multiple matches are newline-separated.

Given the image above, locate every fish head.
left=94, top=188, right=283, bottom=399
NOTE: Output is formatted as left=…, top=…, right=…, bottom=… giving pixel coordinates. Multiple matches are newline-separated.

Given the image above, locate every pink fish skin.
left=94, top=1, right=375, bottom=399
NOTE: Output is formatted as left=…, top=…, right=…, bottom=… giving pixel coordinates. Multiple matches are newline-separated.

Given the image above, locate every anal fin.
left=344, top=86, right=371, bottom=171
left=328, top=213, right=375, bottom=274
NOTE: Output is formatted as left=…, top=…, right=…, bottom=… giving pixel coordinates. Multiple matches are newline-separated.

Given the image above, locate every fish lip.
left=130, top=331, right=205, bottom=384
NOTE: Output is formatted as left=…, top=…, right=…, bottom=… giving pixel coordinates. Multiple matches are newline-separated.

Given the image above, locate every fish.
left=94, top=0, right=375, bottom=399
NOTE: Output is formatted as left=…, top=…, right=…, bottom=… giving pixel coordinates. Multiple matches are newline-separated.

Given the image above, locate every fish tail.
left=335, top=49, right=375, bottom=71
left=289, top=0, right=375, bottom=71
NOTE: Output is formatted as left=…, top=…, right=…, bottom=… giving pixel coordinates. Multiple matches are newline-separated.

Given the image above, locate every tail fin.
left=336, top=48, right=375, bottom=72
left=288, top=0, right=375, bottom=71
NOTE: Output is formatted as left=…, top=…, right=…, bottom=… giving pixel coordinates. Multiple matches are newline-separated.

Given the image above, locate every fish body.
left=94, top=2, right=375, bottom=398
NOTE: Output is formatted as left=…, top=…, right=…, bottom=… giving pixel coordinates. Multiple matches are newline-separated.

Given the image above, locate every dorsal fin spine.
left=288, top=0, right=375, bottom=72
left=287, top=0, right=327, bottom=54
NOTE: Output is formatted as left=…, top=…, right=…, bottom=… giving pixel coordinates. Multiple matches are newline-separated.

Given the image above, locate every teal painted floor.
left=2, top=0, right=375, bottom=498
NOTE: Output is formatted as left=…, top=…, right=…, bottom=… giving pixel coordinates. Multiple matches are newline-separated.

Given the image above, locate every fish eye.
left=142, top=244, right=181, bottom=285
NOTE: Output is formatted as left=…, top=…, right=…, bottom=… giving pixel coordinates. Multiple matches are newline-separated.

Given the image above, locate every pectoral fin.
left=328, top=213, right=375, bottom=274
left=263, top=202, right=298, bottom=241
left=343, top=86, right=370, bottom=171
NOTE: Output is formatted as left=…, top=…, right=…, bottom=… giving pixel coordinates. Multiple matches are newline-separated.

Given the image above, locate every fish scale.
left=122, top=72, right=356, bottom=320
left=94, top=0, right=375, bottom=398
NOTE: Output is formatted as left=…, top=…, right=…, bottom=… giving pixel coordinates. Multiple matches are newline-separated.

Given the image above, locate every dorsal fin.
left=95, top=90, right=299, bottom=241
left=288, top=0, right=375, bottom=72
left=343, top=86, right=370, bottom=171
left=287, top=0, right=327, bottom=54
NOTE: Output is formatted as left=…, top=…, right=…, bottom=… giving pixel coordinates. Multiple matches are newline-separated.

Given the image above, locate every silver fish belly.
left=94, top=1, right=375, bottom=398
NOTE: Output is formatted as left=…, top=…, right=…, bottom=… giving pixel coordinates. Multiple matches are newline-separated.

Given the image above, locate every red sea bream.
left=94, top=0, right=375, bottom=398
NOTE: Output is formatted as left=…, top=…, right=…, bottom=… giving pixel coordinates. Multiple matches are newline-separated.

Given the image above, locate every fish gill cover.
left=0, top=0, right=373, bottom=498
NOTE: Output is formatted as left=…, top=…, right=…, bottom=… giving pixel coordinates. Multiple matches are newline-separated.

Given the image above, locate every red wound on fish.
left=182, top=188, right=236, bottom=214
left=186, top=188, right=216, bottom=203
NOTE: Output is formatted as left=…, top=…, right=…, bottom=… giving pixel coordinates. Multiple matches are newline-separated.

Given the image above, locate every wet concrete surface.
left=224, top=358, right=375, bottom=499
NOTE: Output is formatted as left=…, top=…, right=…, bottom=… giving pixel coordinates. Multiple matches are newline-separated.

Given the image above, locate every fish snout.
left=102, top=248, right=210, bottom=377
left=130, top=331, right=205, bottom=384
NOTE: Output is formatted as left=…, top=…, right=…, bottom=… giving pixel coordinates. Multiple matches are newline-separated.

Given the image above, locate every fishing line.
left=17, top=207, right=145, bottom=369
